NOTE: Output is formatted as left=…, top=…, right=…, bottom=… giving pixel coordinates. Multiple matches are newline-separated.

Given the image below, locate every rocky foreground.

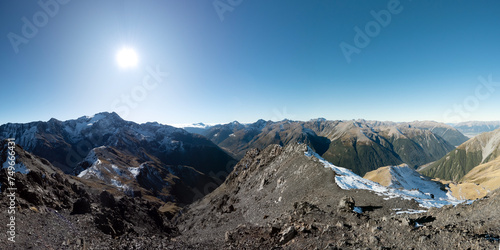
left=1, top=142, right=499, bottom=249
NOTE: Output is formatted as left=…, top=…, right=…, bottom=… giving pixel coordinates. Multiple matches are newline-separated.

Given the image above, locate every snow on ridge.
left=77, top=159, right=102, bottom=178
left=171, top=123, right=217, bottom=129
left=387, top=165, right=449, bottom=200
left=128, top=163, right=145, bottom=178
left=304, top=147, right=467, bottom=209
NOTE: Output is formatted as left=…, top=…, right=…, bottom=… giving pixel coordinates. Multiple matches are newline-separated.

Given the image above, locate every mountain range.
left=184, top=118, right=467, bottom=176
left=0, top=112, right=236, bottom=207
left=451, top=121, right=500, bottom=137
left=420, top=127, right=500, bottom=193
left=2, top=113, right=500, bottom=248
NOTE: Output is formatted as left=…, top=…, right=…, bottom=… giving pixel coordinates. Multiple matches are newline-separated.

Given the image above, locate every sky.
left=1, top=0, right=500, bottom=125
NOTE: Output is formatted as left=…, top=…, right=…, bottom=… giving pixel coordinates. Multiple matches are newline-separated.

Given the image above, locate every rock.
left=371, top=226, right=381, bottom=233
left=267, top=226, right=281, bottom=236
left=401, top=217, right=413, bottom=227
left=100, top=191, right=116, bottom=208
left=294, top=201, right=320, bottom=216
left=224, top=231, right=233, bottom=242
left=222, top=204, right=235, bottom=213
left=338, top=196, right=355, bottom=211
left=71, top=197, right=92, bottom=214
left=279, top=226, right=297, bottom=245
left=369, top=236, right=380, bottom=244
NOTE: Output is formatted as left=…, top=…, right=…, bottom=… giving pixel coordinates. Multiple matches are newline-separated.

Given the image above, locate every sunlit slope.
left=421, top=128, right=500, bottom=181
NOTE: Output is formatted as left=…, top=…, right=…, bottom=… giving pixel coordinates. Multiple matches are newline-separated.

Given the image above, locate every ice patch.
left=353, top=207, right=363, bottom=214
left=395, top=209, right=427, bottom=215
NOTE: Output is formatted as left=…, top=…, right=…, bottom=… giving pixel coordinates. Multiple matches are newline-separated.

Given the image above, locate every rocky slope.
left=421, top=127, right=500, bottom=182
left=75, top=145, right=220, bottom=208
left=187, top=119, right=460, bottom=176
left=173, top=143, right=499, bottom=249
left=0, top=140, right=178, bottom=249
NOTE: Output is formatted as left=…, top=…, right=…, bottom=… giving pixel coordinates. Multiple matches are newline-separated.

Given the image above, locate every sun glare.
left=116, top=47, right=138, bottom=68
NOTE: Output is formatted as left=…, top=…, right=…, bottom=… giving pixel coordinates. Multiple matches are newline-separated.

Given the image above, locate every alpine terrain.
left=184, top=118, right=467, bottom=176
left=452, top=121, right=500, bottom=138
left=0, top=114, right=498, bottom=249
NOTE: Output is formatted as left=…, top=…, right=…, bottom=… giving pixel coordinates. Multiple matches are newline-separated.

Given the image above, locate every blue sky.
left=1, top=0, right=500, bottom=125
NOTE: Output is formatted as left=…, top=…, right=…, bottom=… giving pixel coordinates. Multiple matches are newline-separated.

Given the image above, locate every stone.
left=279, top=226, right=297, bottom=245
left=71, top=197, right=92, bottom=214
left=338, top=196, right=355, bottom=211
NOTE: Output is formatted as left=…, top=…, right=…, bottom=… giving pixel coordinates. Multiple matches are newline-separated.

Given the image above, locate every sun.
left=116, top=47, right=138, bottom=68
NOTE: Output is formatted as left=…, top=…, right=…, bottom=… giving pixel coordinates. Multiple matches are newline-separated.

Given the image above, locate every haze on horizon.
left=1, top=1, right=500, bottom=125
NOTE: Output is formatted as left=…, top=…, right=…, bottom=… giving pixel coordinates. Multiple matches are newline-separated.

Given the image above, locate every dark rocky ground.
left=1, top=142, right=499, bottom=249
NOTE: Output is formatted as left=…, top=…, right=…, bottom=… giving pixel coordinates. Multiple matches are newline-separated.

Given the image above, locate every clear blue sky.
left=1, top=0, right=500, bottom=125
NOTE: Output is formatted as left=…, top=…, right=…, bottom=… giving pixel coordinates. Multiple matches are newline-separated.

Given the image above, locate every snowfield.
left=305, top=147, right=468, bottom=209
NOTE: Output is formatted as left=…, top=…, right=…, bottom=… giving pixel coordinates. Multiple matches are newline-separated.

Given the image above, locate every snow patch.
left=111, top=165, right=123, bottom=176
left=304, top=147, right=467, bottom=209
left=128, top=164, right=145, bottom=178
left=77, top=159, right=102, bottom=178
left=395, top=209, right=427, bottom=215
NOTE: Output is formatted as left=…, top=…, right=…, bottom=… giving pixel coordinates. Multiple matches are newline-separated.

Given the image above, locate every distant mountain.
left=451, top=121, right=500, bottom=138
left=185, top=119, right=460, bottom=176
left=406, top=121, right=470, bottom=146
left=0, top=112, right=236, bottom=204
left=181, top=122, right=214, bottom=135
left=0, top=112, right=234, bottom=174
left=421, top=128, right=500, bottom=182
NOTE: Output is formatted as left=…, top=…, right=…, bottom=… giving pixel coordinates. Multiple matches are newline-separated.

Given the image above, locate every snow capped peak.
left=75, top=112, right=123, bottom=124
left=311, top=118, right=327, bottom=122
left=193, top=122, right=206, bottom=127
left=189, top=122, right=212, bottom=129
